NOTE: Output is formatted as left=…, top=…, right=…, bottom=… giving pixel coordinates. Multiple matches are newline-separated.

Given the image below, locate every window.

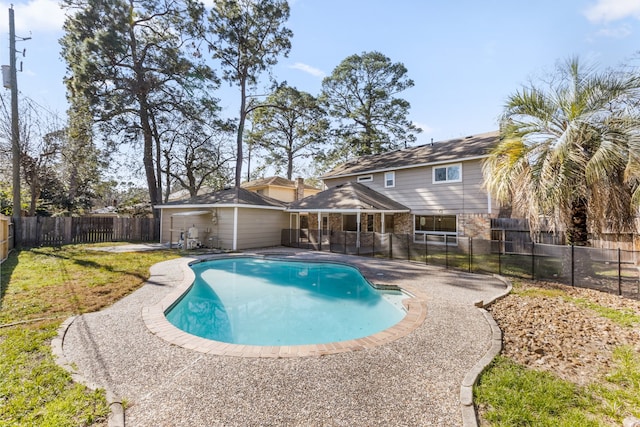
left=433, top=163, right=461, bottom=183
left=366, top=214, right=374, bottom=232
left=414, top=215, right=457, bottom=232
left=343, top=214, right=358, bottom=231
left=300, top=214, right=309, bottom=229
left=357, top=175, right=373, bottom=183
left=384, top=171, right=395, bottom=188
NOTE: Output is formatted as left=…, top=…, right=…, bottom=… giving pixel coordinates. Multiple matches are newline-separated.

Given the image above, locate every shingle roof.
left=322, top=131, right=500, bottom=178
left=156, top=187, right=287, bottom=209
left=241, top=176, right=319, bottom=190
left=287, top=182, right=409, bottom=212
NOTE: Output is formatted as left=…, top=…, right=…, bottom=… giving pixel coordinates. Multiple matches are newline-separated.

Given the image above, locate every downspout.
left=317, top=211, right=322, bottom=249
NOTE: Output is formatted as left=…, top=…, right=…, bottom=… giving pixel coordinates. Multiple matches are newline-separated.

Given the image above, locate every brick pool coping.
left=142, top=254, right=428, bottom=358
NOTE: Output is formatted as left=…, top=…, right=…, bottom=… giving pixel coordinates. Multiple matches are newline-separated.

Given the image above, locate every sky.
left=0, top=0, right=639, bottom=148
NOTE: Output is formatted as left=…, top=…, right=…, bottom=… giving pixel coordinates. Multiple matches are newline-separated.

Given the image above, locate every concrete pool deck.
left=55, top=248, right=510, bottom=427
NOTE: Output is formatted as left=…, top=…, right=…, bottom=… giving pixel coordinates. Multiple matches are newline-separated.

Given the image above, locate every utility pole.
left=5, top=6, right=30, bottom=248
left=9, top=6, right=20, bottom=247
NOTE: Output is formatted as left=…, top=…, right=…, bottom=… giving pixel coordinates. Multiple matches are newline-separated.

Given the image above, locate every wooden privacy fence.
left=20, top=217, right=160, bottom=247
left=0, top=213, right=11, bottom=263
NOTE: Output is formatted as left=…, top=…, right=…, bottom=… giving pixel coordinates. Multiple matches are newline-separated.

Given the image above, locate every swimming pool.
left=164, top=257, right=407, bottom=346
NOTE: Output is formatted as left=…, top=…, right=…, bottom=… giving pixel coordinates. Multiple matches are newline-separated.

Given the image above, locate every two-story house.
left=154, top=133, right=500, bottom=250
left=287, top=131, right=501, bottom=245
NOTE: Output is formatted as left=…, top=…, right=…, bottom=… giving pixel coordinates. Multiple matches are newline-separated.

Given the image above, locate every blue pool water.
left=165, top=257, right=407, bottom=346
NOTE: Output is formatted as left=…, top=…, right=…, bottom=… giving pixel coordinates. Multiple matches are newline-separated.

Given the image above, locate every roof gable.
left=287, top=182, right=409, bottom=212
left=155, top=187, right=286, bottom=209
left=241, top=176, right=319, bottom=190
left=323, top=131, right=500, bottom=179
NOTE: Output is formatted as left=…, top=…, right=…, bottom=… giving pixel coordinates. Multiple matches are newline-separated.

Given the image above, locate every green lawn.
left=0, top=245, right=180, bottom=426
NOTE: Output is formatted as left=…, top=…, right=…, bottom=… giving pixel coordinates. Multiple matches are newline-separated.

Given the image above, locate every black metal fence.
left=281, top=229, right=640, bottom=299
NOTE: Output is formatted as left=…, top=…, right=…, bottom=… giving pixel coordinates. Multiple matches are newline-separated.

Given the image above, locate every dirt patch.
left=488, top=280, right=640, bottom=386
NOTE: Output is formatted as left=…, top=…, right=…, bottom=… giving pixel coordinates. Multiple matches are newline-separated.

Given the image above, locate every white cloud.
left=289, top=62, right=325, bottom=78
left=584, top=0, right=640, bottom=23
left=0, top=0, right=66, bottom=34
left=595, top=23, right=633, bottom=37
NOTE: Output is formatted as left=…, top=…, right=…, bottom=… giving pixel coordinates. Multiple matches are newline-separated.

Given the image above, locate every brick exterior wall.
left=394, top=213, right=413, bottom=234
left=458, top=213, right=492, bottom=239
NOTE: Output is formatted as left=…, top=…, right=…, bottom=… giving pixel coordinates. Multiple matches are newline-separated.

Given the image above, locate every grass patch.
left=0, top=322, right=109, bottom=426
left=569, top=298, right=640, bottom=327
left=590, top=346, right=640, bottom=420
left=475, top=356, right=599, bottom=426
left=476, top=349, right=640, bottom=426
left=0, top=244, right=180, bottom=426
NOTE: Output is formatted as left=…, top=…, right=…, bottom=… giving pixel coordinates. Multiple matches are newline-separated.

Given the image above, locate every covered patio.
left=285, top=182, right=411, bottom=253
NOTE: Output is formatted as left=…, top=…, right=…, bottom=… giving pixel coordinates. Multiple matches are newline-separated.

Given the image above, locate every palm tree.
left=484, top=57, right=640, bottom=245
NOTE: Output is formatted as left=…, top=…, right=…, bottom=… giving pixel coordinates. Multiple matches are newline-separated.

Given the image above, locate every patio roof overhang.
left=286, top=208, right=410, bottom=214
left=286, top=181, right=410, bottom=214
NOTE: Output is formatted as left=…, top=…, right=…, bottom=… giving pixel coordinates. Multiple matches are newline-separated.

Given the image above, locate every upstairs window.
left=384, top=171, right=395, bottom=188
left=433, top=163, right=461, bottom=183
left=357, top=175, right=373, bottom=183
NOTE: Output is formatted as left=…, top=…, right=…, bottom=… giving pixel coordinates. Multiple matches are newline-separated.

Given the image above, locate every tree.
left=483, top=57, right=640, bottom=245
left=162, top=120, right=235, bottom=199
left=320, top=51, right=421, bottom=160
left=247, top=85, right=328, bottom=180
left=0, top=94, right=68, bottom=216
left=61, top=0, right=217, bottom=217
left=188, top=0, right=293, bottom=186
left=59, top=95, right=103, bottom=214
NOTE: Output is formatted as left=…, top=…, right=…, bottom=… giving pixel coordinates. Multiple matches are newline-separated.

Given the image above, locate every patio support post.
left=318, top=212, right=322, bottom=251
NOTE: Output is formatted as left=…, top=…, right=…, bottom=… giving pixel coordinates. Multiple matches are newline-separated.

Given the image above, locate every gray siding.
left=159, top=207, right=288, bottom=250
left=236, top=208, right=289, bottom=249
left=324, top=159, right=491, bottom=215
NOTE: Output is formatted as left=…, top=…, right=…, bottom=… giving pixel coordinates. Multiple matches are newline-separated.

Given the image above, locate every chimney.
left=295, top=177, right=305, bottom=201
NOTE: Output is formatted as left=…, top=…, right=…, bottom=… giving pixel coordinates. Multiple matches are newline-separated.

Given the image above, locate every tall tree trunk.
left=567, top=197, right=589, bottom=246
left=235, top=79, right=247, bottom=188
left=287, top=150, right=293, bottom=180
left=128, top=4, right=159, bottom=217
